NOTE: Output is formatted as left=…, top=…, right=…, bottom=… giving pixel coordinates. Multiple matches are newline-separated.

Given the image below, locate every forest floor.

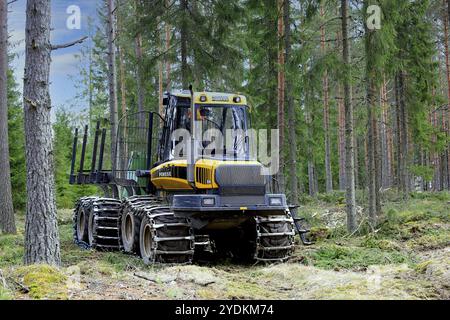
left=0, top=192, right=449, bottom=300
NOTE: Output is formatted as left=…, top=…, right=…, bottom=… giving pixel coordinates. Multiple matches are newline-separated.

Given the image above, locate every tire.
left=73, top=197, right=97, bottom=248
left=139, top=211, right=194, bottom=265
left=139, top=215, right=155, bottom=264
left=257, top=218, right=294, bottom=261
left=121, top=210, right=141, bottom=254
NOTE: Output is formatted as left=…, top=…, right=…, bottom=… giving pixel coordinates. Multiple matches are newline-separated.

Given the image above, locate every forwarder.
left=70, top=89, right=310, bottom=264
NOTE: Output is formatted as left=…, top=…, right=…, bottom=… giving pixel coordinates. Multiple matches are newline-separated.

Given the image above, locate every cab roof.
left=166, top=91, right=248, bottom=106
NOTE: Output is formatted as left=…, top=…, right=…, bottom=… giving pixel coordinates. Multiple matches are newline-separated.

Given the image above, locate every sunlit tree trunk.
left=23, top=0, right=60, bottom=265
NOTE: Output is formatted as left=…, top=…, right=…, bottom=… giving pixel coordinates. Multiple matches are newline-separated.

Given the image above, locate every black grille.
left=215, top=164, right=266, bottom=195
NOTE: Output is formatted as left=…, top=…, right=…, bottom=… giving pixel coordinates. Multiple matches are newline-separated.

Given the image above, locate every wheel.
left=88, top=209, right=95, bottom=247
left=121, top=211, right=140, bottom=253
left=73, top=197, right=97, bottom=248
left=118, top=196, right=152, bottom=254
left=139, top=215, right=155, bottom=264
left=138, top=209, right=195, bottom=265
left=75, top=206, right=89, bottom=244
left=254, top=215, right=295, bottom=262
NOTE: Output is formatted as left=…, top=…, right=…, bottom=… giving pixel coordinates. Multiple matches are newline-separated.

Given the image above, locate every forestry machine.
left=69, top=90, right=311, bottom=265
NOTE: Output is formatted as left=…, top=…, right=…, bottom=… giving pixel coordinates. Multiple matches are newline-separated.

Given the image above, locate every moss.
left=0, top=233, right=24, bottom=268
left=225, top=278, right=277, bottom=299
left=307, top=243, right=412, bottom=270
left=309, top=227, right=331, bottom=242
left=415, top=260, right=433, bottom=274
left=406, top=231, right=450, bottom=250
left=0, top=286, right=13, bottom=300
left=166, top=287, right=184, bottom=299
left=15, top=265, right=68, bottom=300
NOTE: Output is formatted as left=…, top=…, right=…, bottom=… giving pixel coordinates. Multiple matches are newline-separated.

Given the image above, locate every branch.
left=7, top=0, right=18, bottom=5
left=51, top=36, right=88, bottom=51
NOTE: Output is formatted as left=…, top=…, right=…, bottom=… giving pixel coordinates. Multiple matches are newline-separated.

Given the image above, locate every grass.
left=0, top=191, right=448, bottom=300
left=304, top=243, right=413, bottom=270
left=296, top=192, right=449, bottom=271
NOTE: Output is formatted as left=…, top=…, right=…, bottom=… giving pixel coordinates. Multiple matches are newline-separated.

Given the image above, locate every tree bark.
left=338, top=85, right=346, bottom=190
left=180, top=0, right=188, bottom=89
left=320, top=3, right=333, bottom=193
left=277, top=0, right=285, bottom=193
left=165, top=0, right=172, bottom=92
left=0, top=0, right=16, bottom=234
left=284, top=0, right=299, bottom=205
left=107, top=0, right=118, bottom=171
left=134, top=33, right=144, bottom=115
left=366, top=77, right=377, bottom=225
left=398, top=71, right=410, bottom=198
left=23, top=0, right=60, bottom=265
left=341, top=0, right=357, bottom=232
left=444, top=0, right=450, bottom=189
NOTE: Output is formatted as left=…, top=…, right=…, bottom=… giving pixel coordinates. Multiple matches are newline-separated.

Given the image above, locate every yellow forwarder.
left=69, top=89, right=310, bottom=264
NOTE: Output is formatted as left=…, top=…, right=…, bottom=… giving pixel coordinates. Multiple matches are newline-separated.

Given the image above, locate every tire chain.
left=118, top=195, right=158, bottom=253
left=73, top=197, right=121, bottom=251
left=254, top=212, right=296, bottom=263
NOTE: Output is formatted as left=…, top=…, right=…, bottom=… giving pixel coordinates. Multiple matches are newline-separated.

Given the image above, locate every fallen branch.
left=51, top=36, right=88, bottom=51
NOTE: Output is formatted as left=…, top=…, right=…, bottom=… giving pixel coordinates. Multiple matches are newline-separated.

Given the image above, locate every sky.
left=8, top=0, right=101, bottom=117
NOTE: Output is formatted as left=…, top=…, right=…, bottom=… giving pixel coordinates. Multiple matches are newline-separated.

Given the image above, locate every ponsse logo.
left=158, top=168, right=172, bottom=177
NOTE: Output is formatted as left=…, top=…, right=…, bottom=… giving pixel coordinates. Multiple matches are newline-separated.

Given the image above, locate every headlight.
left=269, top=197, right=283, bottom=206
left=202, top=197, right=215, bottom=207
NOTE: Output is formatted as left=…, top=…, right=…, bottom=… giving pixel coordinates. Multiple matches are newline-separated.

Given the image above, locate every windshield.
left=195, top=104, right=249, bottom=160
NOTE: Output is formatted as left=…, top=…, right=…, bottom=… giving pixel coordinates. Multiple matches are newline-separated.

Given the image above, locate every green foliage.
left=0, top=232, right=23, bottom=268
left=53, top=109, right=98, bottom=208
left=7, top=70, right=26, bottom=210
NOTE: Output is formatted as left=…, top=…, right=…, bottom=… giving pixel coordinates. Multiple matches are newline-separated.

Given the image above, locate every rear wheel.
left=73, top=197, right=121, bottom=251
left=76, top=207, right=88, bottom=243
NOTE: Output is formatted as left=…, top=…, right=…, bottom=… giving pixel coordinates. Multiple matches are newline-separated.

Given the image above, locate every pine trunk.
left=321, top=4, right=333, bottom=193
left=338, top=85, right=346, bottom=190
left=107, top=0, right=118, bottom=171
left=165, top=0, right=171, bottom=91
left=180, top=0, right=188, bottom=89
left=284, top=0, right=299, bottom=204
left=367, top=78, right=377, bottom=225
left=341, top=0, right=357, bottom=232
left=0, top=0, right=16, bottom=234
left=444, top=0, right=450, bottom=189
left=399, top=72, right=410, bottom=198
left=277, top=0, right=285, bottom=193
left=135, top=33, right=144, bottom=114
left=23, top=0, right=60, bottom=265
